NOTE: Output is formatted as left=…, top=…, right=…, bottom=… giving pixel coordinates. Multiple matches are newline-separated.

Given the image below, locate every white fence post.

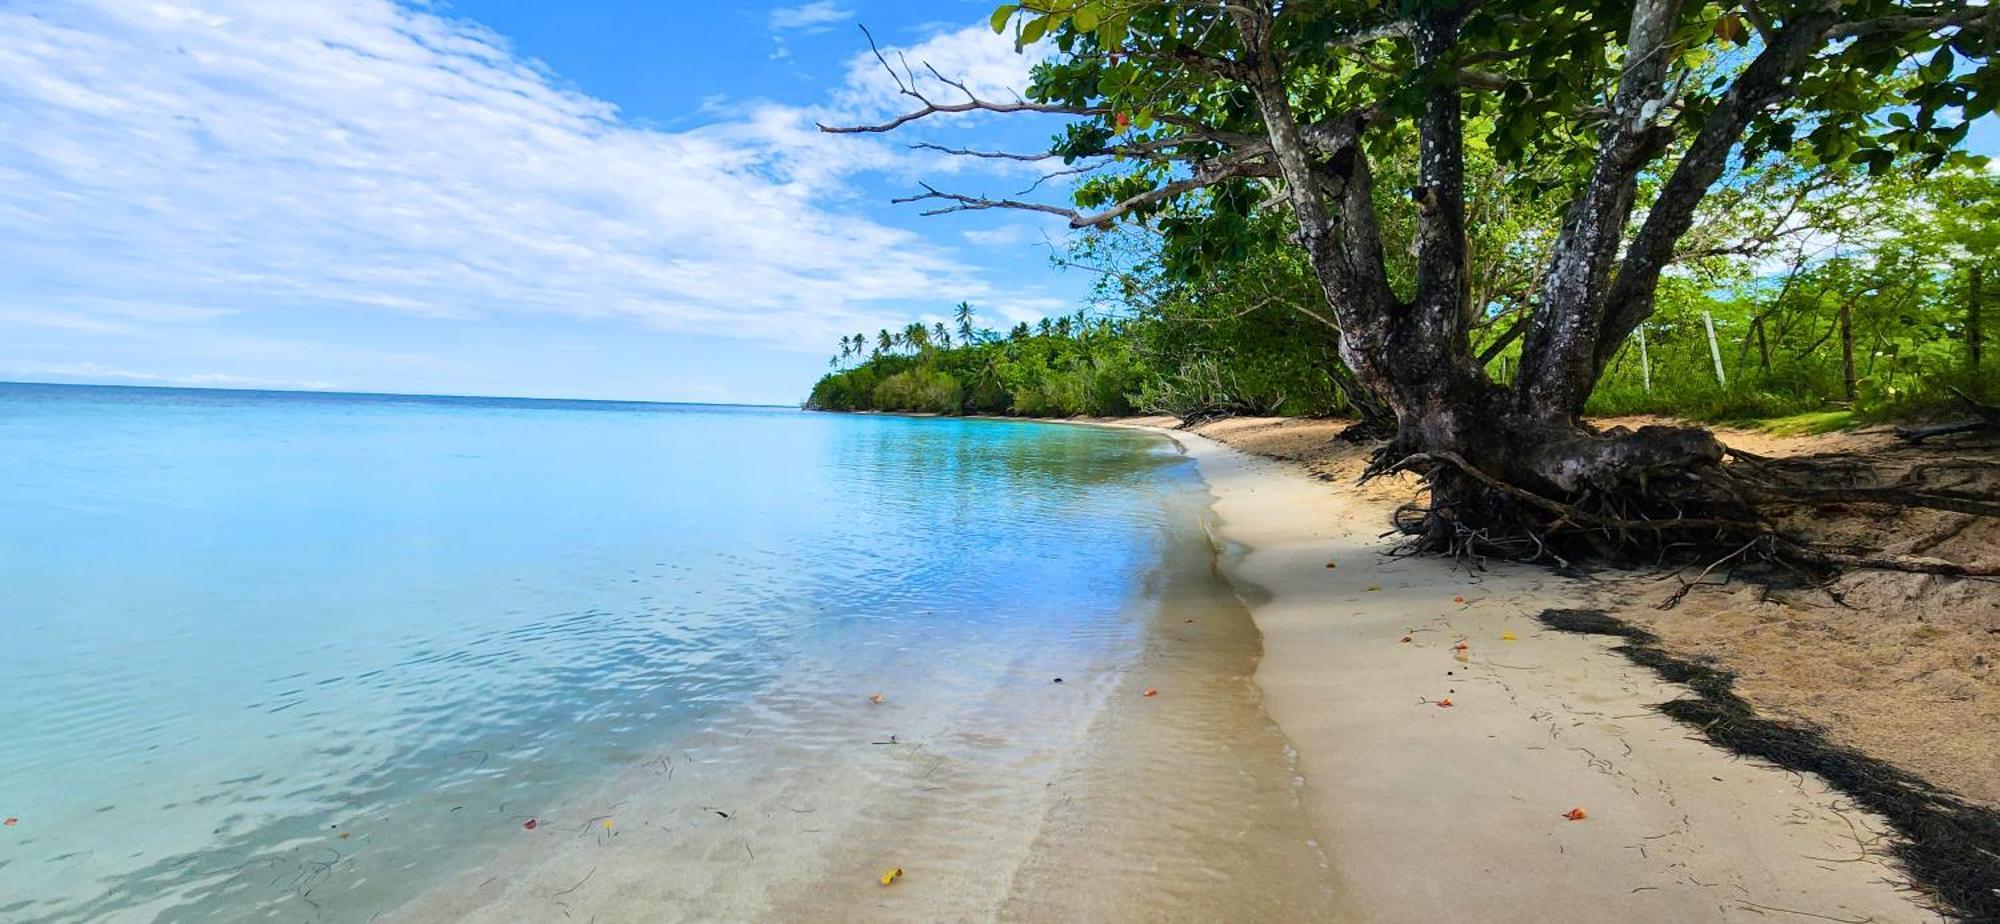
left=1637, top=325, right=1651, bottom=393
left=1702, top=311, right=1727, bottom=386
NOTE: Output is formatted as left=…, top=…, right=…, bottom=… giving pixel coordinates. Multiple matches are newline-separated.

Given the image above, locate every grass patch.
left=1748, top=409, right=1859, bottom=436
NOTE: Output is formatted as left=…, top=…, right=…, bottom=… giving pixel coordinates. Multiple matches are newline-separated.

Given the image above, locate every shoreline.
left=385, top=420, right=1340, bottom=922
left=1130, top=420, right=1936, bottom=923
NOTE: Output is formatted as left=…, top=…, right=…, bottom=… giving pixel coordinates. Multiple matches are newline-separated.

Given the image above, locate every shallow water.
left=0, top=384, right=1210, bottom=922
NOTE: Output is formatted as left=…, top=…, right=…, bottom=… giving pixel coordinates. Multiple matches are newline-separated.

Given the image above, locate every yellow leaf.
left=880, top=867, right=904, bottom=886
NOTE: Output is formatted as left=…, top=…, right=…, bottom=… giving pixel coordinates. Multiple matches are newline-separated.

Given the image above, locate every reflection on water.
left=0, top=385, right=1196, bottom=922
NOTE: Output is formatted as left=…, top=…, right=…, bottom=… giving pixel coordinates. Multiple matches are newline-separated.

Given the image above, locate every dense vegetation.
left=810, top=164, right=1994, bottom=424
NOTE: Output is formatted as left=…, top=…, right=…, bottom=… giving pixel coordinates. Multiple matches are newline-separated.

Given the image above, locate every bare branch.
left=1826, top=6, right=1997, bottom=40
left=894, top=148, right=1271, bottom=228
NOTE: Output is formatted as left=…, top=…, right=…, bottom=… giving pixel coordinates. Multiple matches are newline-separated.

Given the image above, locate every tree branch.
left=1596, top=8, right=1840, bottom=374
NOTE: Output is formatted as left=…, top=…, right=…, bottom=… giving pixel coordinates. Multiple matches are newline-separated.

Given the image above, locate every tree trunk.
left=1840, top=302, right=1859, bottom=403
left=1970, top=265, right=1984, bottom=371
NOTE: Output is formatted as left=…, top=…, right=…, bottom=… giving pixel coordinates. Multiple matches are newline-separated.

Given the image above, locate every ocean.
left=0, top=383, right=1217, bottom=922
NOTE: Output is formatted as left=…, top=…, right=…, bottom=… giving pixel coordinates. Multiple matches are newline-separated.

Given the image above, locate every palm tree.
left=1011, top=322, right=1030, bottom=341
left=1053, top=316, right=1073, bottom=338
left=1036, top=317, right=1053, bottom=337
left=931, top=321, right=949, bottom=349
left=876, top=329, right=893, bottom=357
left=953, top=302, right=977, bottom=343
left=903, top=322, right=929, bottom=354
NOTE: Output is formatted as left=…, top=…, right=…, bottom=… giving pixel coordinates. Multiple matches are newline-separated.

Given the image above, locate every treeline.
left=812, top=165, right=1995, bottom=426
left=808, top=305, right=1144, bottom=416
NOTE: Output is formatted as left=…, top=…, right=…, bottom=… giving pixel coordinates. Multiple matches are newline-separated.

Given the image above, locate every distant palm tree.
left=931, top=321, right=949, bottom=349
left=1036, top=317, right=1053, bottom=337
left=876, top=329, right=893, bottom=356
left=1011, top=322, right=1030, bottom=341
left=953, top=302, right=976, bottom=342
left=1054, top=316, right=1073, bottom=338
left=903, top=322, right=929, bottom=354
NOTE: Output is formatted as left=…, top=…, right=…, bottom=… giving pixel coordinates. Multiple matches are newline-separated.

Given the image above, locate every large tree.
left=827, top=0, right=1994, bottom=559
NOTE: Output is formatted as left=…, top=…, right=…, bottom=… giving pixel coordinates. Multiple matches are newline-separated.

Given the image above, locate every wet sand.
left=390, top=427, right=1340, bottom=922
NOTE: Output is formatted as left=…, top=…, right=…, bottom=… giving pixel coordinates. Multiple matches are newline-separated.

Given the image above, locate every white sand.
left=1157, top=425, right=1936, bottom=923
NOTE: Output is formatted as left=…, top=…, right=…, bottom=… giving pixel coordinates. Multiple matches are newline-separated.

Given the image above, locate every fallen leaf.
left=1436, top=698, right=1453, bottom=708
left=1325, top=562, right=1338, bottom=569
left=523, top=818, right=538, bottom=831
left=1501, top=632, right=1517, bottom=641
left=880, top=867, right=904, bottom=886
left=1563, top=807, right=1588, bottom=821
left=868, top=693, right=885, bottom=704
left=602, top=819, right=615, bottom=830
left=2, top=817, right=15, bottom=827
left=1144, top=687, right=1158, bottom=697
left=1453, top=642, right=1469, bottom=651
left=1453, top=595, right=1466, bottom=604
left=1399, top=635, right=1413, bottom=643
left=339, top=832, right=350, bottom=840
left=1367, top=585, right=1381, bottom=592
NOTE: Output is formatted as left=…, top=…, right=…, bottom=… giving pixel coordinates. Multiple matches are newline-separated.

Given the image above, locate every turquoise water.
left=0, top=383, right=1201, bottom=922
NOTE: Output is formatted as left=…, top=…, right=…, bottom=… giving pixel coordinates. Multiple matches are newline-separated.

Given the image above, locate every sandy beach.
left=383, top=415, right=1955, bottom=922
left=1136, top=419, right=1940, bottom=923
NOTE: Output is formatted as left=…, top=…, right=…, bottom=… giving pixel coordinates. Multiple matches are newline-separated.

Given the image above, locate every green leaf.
left=989, top=4, right=1017, bottom=35
left=1072, top=6, right=1099, bottom=32
left=1020, top=13, right=1050, bottom=45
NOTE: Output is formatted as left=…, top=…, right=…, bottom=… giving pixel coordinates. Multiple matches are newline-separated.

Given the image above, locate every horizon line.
left=0, top=379, right=798, bottom=410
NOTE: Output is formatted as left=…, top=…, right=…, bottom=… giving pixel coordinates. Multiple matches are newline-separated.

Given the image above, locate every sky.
left=0, top=0, right=1085, bottom=404
left=1, top=3, right=1995, bottom=405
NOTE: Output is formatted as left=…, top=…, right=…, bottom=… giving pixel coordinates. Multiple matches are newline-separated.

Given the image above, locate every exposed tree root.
left=1371, top=430, right=2000, bottom=578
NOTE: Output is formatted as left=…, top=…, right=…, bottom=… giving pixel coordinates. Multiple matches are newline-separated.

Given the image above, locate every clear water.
left=0, top=383, right=1202, bottom=922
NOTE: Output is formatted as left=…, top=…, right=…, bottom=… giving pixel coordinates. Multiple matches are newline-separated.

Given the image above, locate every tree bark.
left=1970, top=265, right=1984, bottom=371
left=1841, top=301, right=1859, bottom=403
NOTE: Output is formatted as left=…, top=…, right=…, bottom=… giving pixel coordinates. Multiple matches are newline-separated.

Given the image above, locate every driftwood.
left=1894, top=387, right=2000, bottom=444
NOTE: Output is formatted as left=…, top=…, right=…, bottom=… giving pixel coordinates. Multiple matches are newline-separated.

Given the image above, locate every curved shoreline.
left=1135, top=421, right=1935, bottom=923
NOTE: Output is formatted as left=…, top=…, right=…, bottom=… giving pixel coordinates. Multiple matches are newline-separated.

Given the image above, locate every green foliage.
left=872, top=368, right=964, bottom=414
left=1580, top=167, right=1999, bottom=424
left=806, top=305, right=1144, bottom=418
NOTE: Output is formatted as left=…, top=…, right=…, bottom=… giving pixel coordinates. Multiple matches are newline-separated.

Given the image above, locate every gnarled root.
left=1371, top=420, right=1998, bottom=577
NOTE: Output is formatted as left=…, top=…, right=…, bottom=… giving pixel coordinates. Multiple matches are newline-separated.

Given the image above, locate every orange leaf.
left=1436, top=698, right=1453, bottom=708
left=868, top=693, right=885, bottom=704
left=523, top=818, right=538, bottom=830
left=1144, top=687, right=1158, bottom=697
left=1453, top=595, right=1466, bottom=604
left=1563, top=807, right=1588, bottom=821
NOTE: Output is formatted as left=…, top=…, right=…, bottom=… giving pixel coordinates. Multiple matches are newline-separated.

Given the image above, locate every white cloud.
left=962, top=224, right=1042, bottom=247
left=770, top=2, right=851, bottom=32
left=833, top=23, right=1045, bottom=119
left=0, top=2, right=1048, bottom=356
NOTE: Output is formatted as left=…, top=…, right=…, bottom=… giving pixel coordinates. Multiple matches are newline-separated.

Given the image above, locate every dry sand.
left=1126, top=419, right=1936, bottom=923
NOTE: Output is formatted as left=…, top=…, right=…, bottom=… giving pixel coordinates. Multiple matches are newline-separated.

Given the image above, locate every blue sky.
left=0, top=0, right=1085, bottom=403
left=1, top=3, right=1995, bottom=404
